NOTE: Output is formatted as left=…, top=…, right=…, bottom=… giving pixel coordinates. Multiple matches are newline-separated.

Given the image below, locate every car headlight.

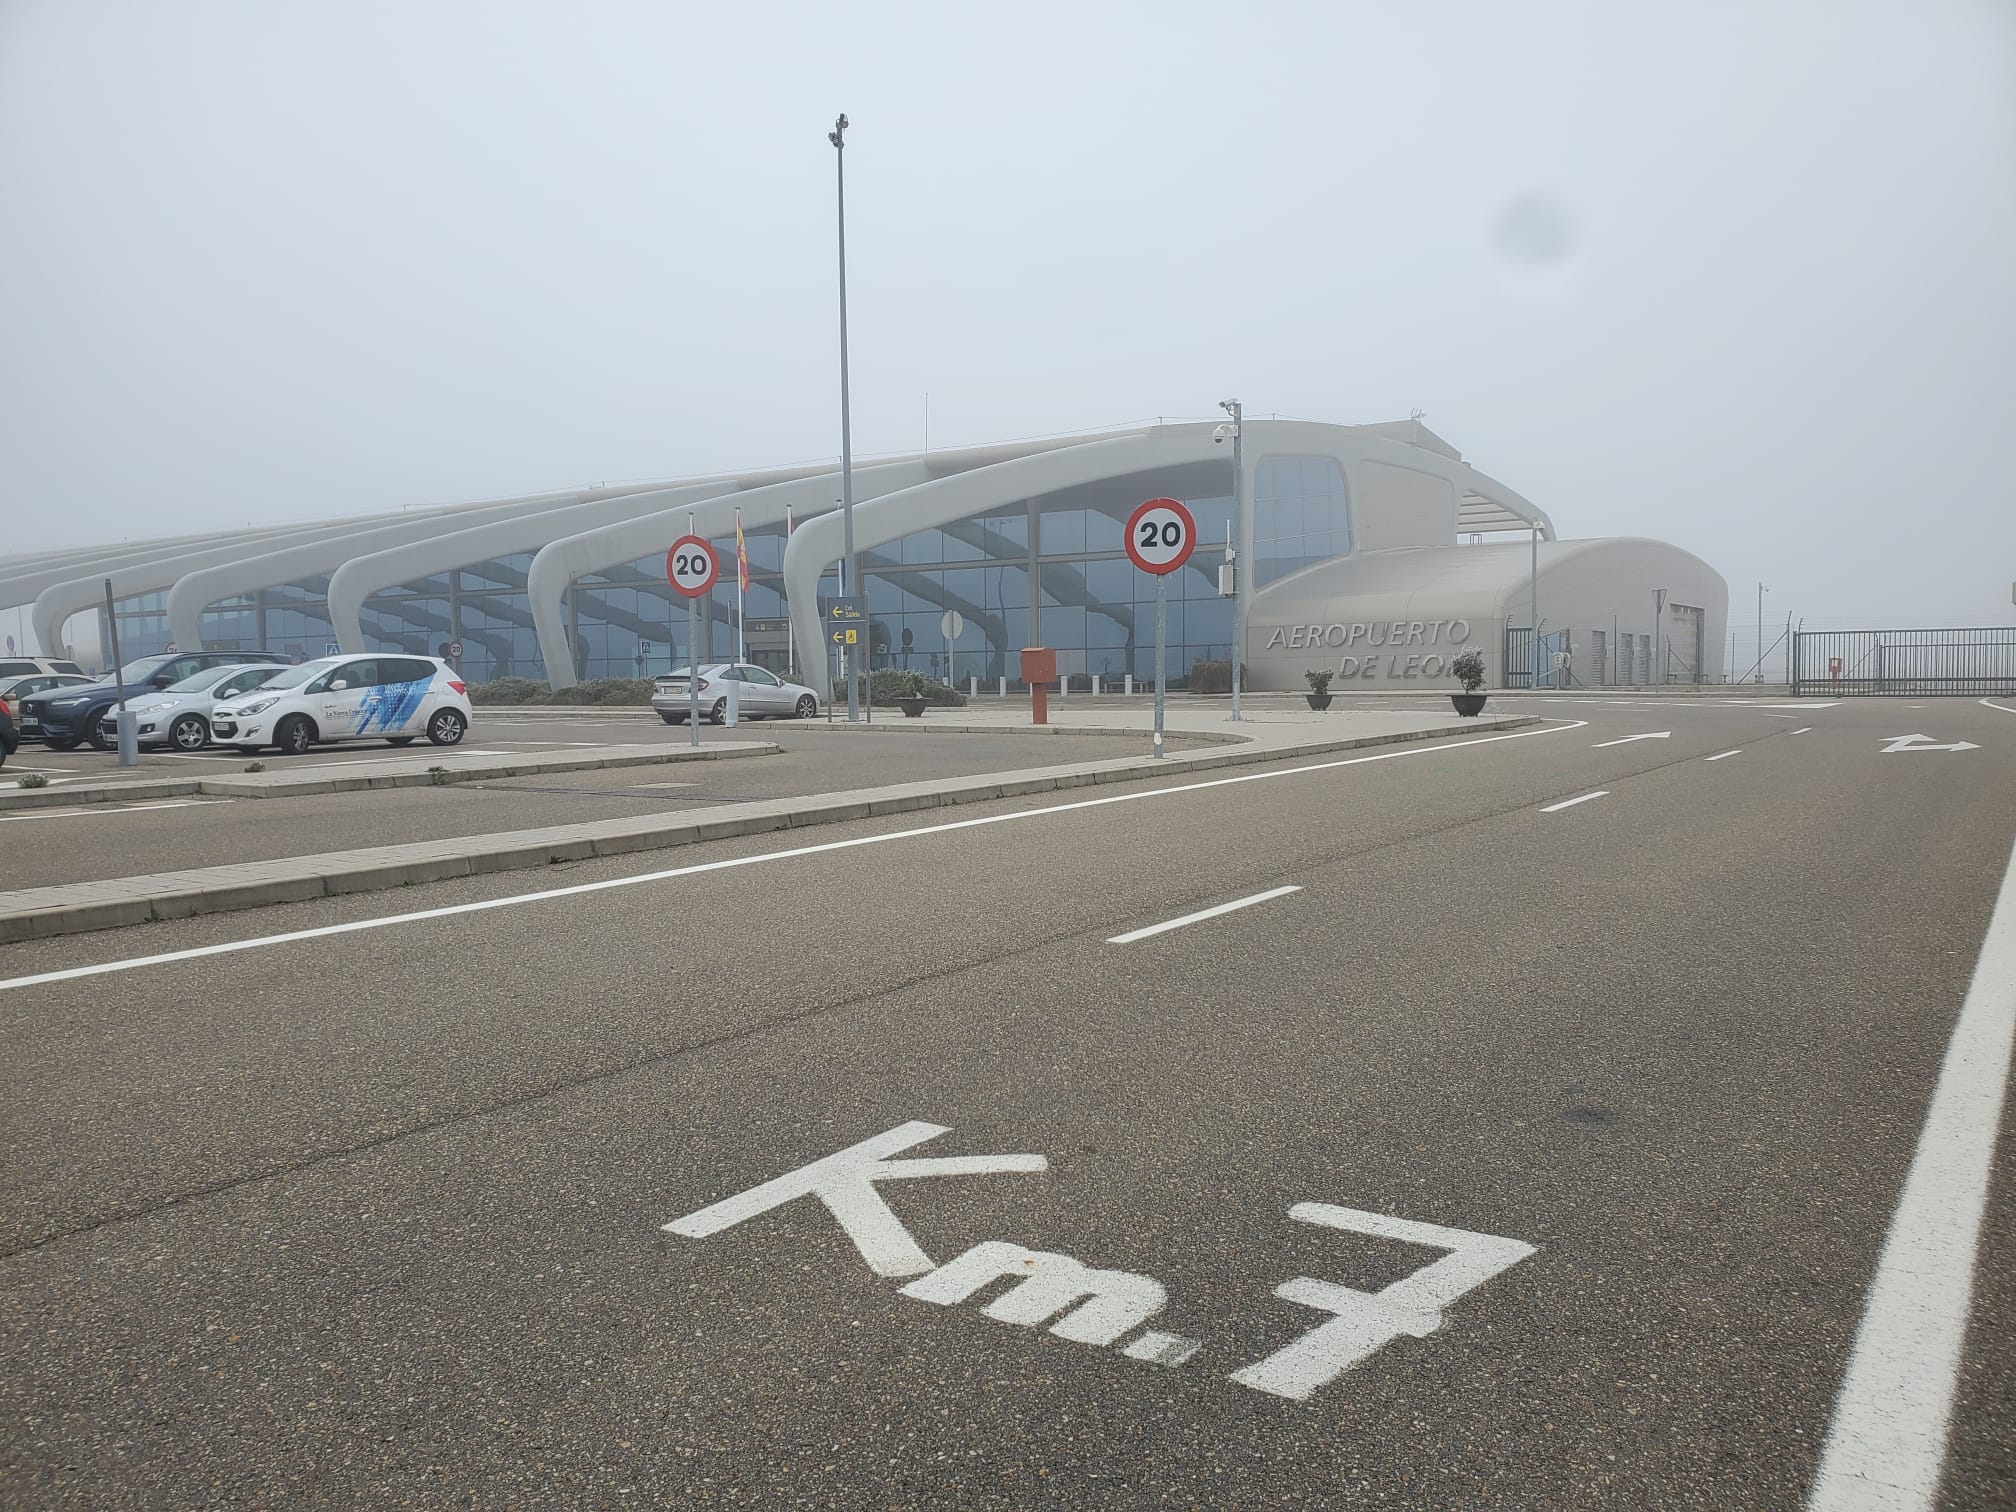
left=235, top=698, right=280, bottom=715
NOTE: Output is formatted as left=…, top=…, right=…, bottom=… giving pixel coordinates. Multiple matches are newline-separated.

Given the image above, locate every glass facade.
left=96, top=458, right=1347, bottom=687
left=1253, top=455, right=1349, bottom=588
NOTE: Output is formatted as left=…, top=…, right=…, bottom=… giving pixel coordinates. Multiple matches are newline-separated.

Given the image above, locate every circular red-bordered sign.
left=665, top=535, right=720, bottom=599
left=1124, top=497, right=1197, bottom=575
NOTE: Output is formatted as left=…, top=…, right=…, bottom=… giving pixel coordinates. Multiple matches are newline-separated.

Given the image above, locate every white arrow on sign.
left=1881, top=733, right=1981, bottom=754
left=1591, top=731, right=1671, bottom=748
left=663, top=1121, right=1047, bottom=1278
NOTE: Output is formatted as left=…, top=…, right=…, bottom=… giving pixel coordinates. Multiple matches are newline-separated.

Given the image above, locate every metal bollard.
left=1125, top=674, right=1135, bottom=695
left=725, top=680, right=740, bottom=727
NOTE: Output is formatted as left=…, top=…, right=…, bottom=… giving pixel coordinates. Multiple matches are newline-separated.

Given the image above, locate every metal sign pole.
left=687, top=597, right=700, bottom=746
left=103, top=577, right=138, bottom=766
left=1153, top=572, right=1167, bottom=759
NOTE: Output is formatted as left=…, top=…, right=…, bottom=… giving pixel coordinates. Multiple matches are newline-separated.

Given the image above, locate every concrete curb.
left=0, top=716, right=1537, bottom=944
left=0, top=741, right=777, bottom=811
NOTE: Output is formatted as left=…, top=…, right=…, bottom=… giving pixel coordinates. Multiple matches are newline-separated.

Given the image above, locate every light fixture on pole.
left=829, top=112, right=860, bottom=721
left=1218, top=398, right=1244, bottom=721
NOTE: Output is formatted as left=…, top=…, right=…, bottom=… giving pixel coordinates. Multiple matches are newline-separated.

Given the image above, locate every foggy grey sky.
left=3, top=0, right=2012, bottom=630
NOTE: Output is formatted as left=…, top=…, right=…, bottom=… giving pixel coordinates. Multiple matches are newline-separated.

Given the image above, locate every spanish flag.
left=735, top=510, right=749, bottom=592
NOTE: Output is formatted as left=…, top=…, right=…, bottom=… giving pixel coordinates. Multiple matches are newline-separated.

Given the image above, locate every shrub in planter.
left=1304, top=667, right=1334, bottom=711
left=865, top=669, right=966, bottom=707
left=1449, top=648, right=1488, bottom=716
left=1189, top=659, right=1233, bottom=694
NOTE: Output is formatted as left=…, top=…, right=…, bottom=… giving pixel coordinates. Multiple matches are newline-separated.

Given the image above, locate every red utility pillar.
left=1019, top=647, right=1056, bottom=725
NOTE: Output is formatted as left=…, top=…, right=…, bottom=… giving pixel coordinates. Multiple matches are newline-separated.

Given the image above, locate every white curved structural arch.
left=525, top=460, right=935, bottom=688
left=163, top=491, right=600, bottom=653
left=31, top=519, right=386, bottom=662
left=323, top=480, right=739, bottom=656
left=782, top=429, right=1232, bottom=699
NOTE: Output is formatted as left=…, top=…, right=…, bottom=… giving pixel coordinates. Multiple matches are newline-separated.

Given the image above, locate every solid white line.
left=1539, top=791, right=1608, bottom=813
left=1705, top=749, right=1742, bottom=762
left=1808, top=829, right=2016, bottom=1511
left=0, top=799, right=218, bottom=824
left=1981, top=699, right=2016, bottom=718
left=0, top=719, right=1587, bottom=992
left=1106, top=886, right=1301, bottom=944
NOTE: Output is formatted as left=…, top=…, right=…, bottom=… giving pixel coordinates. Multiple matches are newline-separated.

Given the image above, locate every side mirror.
left=151, top=671, right=176, bottom=688
left=330, top=680, right=349, bottom=691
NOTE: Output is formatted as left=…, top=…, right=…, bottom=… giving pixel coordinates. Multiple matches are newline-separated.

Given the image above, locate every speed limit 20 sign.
left=665, top=535, right=720, bottom=598
left=1124, top=497, right=1197, bottom=575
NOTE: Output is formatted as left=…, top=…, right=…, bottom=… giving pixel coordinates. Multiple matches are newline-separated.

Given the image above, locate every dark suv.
left=18, top=651, right=290, bottom=750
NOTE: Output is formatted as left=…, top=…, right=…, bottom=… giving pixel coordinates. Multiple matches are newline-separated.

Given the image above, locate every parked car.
left=210, top=654, right=472, bottom=755
left=16, top=650, right=291, bottom=750
left=0, top=656, right=87, bottom=680
left=0, top=671, right=95, bottom=704
left=652, top=663, right=820, bottom=724
left=0, top=694, right=16, bottom=769
left=92, top=662, right=289, bottom=752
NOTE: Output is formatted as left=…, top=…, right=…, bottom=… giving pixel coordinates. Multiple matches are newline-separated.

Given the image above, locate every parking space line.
left=1790, top=728, right=1812, bottom=735
left=1539, top=791, right=1608, bottom=813
left=0, top=718, right=1586, bottom=992
left=1809, top=829, right=2016, bottom=1510
left=1106, top=886, right=1302, bottom=944
left=1705, top=750, right=1742, bottom=762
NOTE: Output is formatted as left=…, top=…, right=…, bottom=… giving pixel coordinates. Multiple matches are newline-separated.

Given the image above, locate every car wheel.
left=426, top=709, right=467, bottom=746
left=387, top=735, right=416, bottom=746
left=169, top=714, right=209, bottom=751
left=274, top=715, right=316, bottom=756
left=86, top=723, right=116, bottom=752
left=659, top=712, right=680, bottom=725
left=795, top=694, right=817, bottom=719
left=708, top=698, right=728, bottom=725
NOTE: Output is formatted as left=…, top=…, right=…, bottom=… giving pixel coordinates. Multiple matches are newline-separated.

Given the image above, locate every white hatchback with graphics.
left=209, top=655, right=473, bottom=756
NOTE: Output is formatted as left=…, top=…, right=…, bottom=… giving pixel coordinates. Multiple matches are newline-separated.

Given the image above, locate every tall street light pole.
left=1756, top=580, right=1767, bottom=684
left=1220, top=398, right=1244, bottom=721
left=830, top=113, right=860, bottom=721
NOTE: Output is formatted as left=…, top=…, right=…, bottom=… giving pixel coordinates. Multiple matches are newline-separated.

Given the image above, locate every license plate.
left=23, top=718, right=39, bottom=732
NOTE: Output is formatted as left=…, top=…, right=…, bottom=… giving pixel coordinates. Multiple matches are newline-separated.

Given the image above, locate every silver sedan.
left=94, top=663, right=289, bottom=751
left=652, top=663, right=820, bottom=725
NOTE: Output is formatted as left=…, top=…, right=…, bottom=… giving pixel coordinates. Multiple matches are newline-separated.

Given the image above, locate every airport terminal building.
left=0, top=419, right=1728, bottom=693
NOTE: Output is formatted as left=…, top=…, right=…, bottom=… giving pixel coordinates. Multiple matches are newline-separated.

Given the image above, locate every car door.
left=740, top=665, right=786, bottom=713
left=316, top=659, right=378, bottom=739
left=360, top=658, right=436, bottom=735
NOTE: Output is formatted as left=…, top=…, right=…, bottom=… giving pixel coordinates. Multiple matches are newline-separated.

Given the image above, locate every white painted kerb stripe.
left=1808, top=829, right=2016, bottom=1511
left=0, top=719, right=1584, bottom=993
left=1107, top=886, right=1301, bottom=944
left=1539, top=791, right=1608, bottom=813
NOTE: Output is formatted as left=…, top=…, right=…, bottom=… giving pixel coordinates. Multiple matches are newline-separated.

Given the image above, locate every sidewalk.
left=0, top=709, right=1536, bottom=944
left=0, top=739, right=777, bottom=811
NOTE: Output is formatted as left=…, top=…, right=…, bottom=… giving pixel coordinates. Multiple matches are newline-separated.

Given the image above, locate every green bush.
left=1450, top=649, right=1487, bottom=693
left=466, top=677, right=655, bottom=707
left=14, top=771, right=50, bottom=789
left=1304, top=668, right=1334, bottom=695
left=857, top=668, right=965, bottom=707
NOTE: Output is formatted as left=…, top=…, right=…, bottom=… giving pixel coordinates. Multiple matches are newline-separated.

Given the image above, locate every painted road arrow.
left=1592, top=732, right=1672, bottom=748
left=1880, top=733, right=1981, bottom=754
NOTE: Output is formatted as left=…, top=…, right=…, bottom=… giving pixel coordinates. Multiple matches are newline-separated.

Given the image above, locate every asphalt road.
left=2, top=695, right=2012, bottom=1508
left=1, top=727, right=1209, bottom=891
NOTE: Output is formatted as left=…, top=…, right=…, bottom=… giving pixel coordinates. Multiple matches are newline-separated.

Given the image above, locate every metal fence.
left=1502, top=626, right=1573, bottom=688
left=1792, top=627, right=2016, bottom=697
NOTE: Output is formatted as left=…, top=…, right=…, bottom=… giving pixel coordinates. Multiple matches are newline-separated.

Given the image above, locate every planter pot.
left=1305, top=692, right=1332, bottom=710
left=896, top=696, right=928, bottom=718
left=1451, top=692, right=1487, bottom=717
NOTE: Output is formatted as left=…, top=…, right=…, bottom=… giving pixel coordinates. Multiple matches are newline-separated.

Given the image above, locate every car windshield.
left=165, top=665, right=250, bottom=693
left=115, top=657, right=170, bottom=684
left=243, top=661, right=329, bottom=692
